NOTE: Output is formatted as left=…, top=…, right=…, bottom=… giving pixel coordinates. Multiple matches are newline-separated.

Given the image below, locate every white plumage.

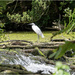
left=28, top=23, right=44, bottom=42
left=31, top=23, right=44, bottom=38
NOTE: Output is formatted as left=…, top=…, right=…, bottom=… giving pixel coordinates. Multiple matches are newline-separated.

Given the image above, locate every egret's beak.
left=28, top=23, right=32, bottom=25
left=28, top=23, right=33, bottom=25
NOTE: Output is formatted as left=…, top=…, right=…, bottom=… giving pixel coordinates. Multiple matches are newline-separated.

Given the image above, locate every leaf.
left=62, top=65, right=70, bottom=70
left=35, top=47, right=46, bottom=58
left=67, top=23, right=75, bottom=33
left=55, top=41, right=75, bottom=59
left=49, top=52, right=56, bottom=58
left=55, top=47, right=62, bottom=59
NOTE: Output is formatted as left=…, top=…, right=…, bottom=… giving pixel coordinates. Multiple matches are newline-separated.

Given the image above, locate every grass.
left=3, top=31, right=75, bottom=43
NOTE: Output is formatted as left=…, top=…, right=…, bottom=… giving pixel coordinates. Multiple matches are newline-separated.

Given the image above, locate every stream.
left=0, top=49, right=75, bottom=75
left=0, top=50, right=55, bottom=74
left=9, top=54, right=55, bottom=74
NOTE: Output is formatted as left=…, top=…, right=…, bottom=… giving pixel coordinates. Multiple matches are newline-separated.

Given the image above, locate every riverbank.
left=3, top=31, right=75, bottom=43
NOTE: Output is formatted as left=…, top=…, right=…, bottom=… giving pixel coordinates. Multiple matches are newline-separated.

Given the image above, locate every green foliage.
left=0, top=1, right=13, bottom=9
left=59, top=2, right=68, bottom=11
left=51, top=8, right=75, bottom=40
left=7, top=12, right=21, bottom=23
left=35, top=47, right=46, bottom=58
left=37, top=14, right=50, bottom=27
left=49, top=41, right=75, bottom=59
left=0, top=7, right=5, bottom=41
left=31, top=0, right=50, bottom=22
left=64, top=8, right=75, bottom=33
left=0, top=21, right=5, bottom=41
left=0, top=7, right=3, bottom=14
left=7, top=0, right=51, bottom=23
left=0, top=21, right=5, bottom=28
left=0, top=1, right=14, bottom=41
left=53, top=61, right=70, bottom=75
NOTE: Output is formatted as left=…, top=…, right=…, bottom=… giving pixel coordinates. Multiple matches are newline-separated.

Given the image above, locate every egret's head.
left=28, top=23, right=35, bottom=26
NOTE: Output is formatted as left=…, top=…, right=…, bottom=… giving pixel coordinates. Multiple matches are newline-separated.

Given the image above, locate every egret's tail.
left=41, top=34, right=44, bottom=38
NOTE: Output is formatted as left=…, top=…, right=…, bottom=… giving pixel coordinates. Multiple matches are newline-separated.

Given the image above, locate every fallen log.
left=0, top=44, right=59, bottom=49
left=0, top=40, right=33, bottom=44
left=0, top=66, right=33, bottom=74
left=0, top=41, right=65, bottom=49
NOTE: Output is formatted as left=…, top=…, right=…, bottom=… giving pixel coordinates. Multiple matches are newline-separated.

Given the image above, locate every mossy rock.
left=1, top=70, right=19, bottom=75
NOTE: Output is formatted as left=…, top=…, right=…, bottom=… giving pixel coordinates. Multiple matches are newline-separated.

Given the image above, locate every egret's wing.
left=32, top=25, right=44, bottom=38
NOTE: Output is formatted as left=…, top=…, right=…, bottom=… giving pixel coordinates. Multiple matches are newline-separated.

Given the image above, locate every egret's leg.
left=37, top=35, right=39, bottom=43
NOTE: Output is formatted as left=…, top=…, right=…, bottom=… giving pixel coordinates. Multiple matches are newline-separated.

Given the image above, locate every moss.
left=1, top=70, right=19, bottom=74
left=4, top=31, right=75, bottom=43
left=31, top=49, right=40, bottom=56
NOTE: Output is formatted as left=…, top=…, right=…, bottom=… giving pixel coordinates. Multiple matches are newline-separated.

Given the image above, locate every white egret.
left=28, top=23, right=44, bottom=42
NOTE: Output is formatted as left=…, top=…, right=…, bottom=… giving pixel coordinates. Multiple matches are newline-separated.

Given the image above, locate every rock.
left=1, top=70, right=19, bottom=74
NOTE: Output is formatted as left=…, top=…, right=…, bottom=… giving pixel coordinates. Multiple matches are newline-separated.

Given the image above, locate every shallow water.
left=0, top=50, right=74, bottom=74
left=8, top=54, right=55, bottom=74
